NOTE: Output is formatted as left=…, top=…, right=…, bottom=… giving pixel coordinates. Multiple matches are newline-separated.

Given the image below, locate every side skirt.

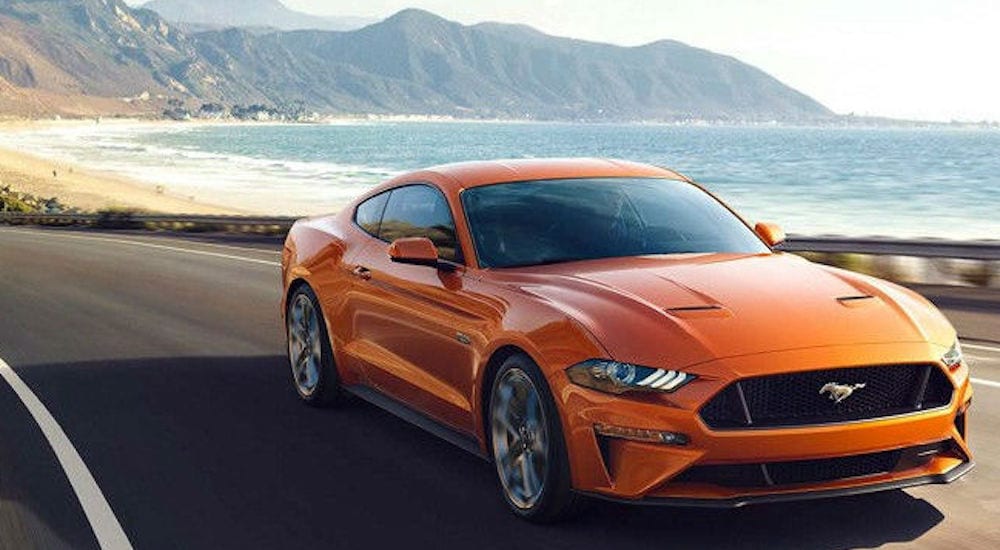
left=343, top=384, right=489, bottom=461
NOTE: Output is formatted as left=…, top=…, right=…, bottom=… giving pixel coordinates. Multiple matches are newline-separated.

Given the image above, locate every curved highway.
left=1, top=226, right=998, bottom=549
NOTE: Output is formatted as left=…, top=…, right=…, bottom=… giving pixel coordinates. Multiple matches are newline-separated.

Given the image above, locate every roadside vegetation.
left=0, top=183, right=73, bottom=214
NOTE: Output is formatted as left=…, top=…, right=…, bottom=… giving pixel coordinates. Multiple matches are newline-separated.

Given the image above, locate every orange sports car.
left=280, top=158, right=972, bottom=522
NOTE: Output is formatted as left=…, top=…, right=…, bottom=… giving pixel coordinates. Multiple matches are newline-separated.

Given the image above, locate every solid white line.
left=108, top=236, right=281, bottom=256
left=0, top=356, right=133, bottom=549
left=959, top=341, right=1000, bottom=388
left=971, top=377, right=1000, bottom=389
left=3, top=229, right=281, bottom=267
left=962, top=342, right=1000, bottom=354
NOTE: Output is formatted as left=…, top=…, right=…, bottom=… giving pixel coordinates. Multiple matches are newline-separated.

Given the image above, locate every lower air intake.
left=673, top=448, right=906, bottom=488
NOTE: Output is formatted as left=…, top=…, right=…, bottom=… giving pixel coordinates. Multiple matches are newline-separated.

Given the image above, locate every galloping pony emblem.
left=819, top=382, right=866, bottom=404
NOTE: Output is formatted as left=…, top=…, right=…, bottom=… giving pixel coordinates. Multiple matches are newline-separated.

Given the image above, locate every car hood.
left=491, top=253, right=955, bottom=369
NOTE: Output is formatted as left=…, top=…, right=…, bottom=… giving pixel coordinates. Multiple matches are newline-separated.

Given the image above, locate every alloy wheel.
left=491, top=367, right=550, bottom=509
left=288, top=293, right=322, bottom=396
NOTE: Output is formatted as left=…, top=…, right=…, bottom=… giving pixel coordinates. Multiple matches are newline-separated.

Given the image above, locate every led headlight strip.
left=636, top=369, right=692, bottom=391
left=566, top=359, right=696, bottom=395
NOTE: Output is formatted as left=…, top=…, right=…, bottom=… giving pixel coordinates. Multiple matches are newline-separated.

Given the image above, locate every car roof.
left=383, top=158, right=692, bottom=192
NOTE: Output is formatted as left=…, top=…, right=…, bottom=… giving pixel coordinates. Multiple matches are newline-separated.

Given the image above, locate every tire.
left=286, top=284, right=343, bottom=407
left=488, top=353, right=580, bottom=522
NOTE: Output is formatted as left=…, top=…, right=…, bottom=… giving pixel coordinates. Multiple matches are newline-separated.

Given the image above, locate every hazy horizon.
left=131, top=0, right=999, bottom=123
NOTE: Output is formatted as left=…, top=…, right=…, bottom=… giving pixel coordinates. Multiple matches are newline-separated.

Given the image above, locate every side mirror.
left=755, top=222, right=786, bottom=247
left=389, top=237, right=440, bottom=267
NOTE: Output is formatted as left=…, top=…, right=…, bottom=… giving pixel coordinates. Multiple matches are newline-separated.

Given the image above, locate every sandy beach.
left=0, top=119, right=243, bottom=215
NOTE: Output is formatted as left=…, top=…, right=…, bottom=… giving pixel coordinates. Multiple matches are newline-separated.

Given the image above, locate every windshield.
left=462, top=177, right=769, bottom=268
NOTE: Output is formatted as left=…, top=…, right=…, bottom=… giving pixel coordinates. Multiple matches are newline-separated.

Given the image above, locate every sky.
left=144, top=1, right=1000, bottom=121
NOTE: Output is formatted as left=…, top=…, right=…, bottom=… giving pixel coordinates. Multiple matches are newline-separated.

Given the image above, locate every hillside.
left=192, top=9, right=831, bottom=120
left=141, top=0, right=373, bottom=32
left=0, top=2, right=833, bottom=121
left=0, top=0, right=266, bottom=115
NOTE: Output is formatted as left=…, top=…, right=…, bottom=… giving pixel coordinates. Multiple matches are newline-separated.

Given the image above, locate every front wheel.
left=286, top=285, right=342, bottom=407
left=488, top=354, right=580, bottom=522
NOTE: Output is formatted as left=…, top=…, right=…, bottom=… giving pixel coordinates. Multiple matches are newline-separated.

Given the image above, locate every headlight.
left=942, top=340, right=964, bottom=370
left=566, top=359, right=696, bottom=395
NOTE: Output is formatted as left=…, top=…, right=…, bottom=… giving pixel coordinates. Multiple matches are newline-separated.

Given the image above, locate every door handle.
left=352, top=266, right=372, bottom=281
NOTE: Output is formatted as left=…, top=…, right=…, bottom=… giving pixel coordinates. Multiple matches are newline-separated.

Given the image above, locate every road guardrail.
left=1, top=213, right=997, bottom=283
left=0, top=212, right=299, bottom=233
left=779, top=235, right=1000, bottom=261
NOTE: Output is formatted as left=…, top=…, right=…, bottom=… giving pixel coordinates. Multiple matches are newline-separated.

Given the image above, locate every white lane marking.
left=106, top=236, right=281, bottom=256
left=971, top=378, right=1000, bottom=389
left=3, top=229, right=281, bottom=267
left=962, top=342, right=1000, bottom=354
left=959, top=342, right=1000, bottom=388
left=0, top=356, right=133, bottom=549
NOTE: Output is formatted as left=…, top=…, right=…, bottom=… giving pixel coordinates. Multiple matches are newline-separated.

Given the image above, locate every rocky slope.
left=0, top=2, right=832, bottom=121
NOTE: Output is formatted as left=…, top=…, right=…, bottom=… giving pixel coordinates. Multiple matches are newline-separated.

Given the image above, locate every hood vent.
left=664, top=304, right=731, bottom=319
left=836, top=295, right=879, bottom=308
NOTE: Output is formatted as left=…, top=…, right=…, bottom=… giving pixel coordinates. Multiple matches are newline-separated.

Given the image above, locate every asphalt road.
left=0, top=226, right=998, bottom=550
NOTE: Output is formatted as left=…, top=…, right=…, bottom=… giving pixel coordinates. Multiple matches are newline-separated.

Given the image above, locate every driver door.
left=346, top=184, right=486, bottom=434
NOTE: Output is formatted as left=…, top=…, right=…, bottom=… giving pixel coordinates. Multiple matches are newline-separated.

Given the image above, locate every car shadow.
left=567, top=488, right=943, bottom=549
left=7, top=355, right=945, bottom=550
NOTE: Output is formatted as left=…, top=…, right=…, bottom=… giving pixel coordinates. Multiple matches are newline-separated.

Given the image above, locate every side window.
left=379, top=185, right=462, bottom=263
left=354, top=191, right=390, bottom=237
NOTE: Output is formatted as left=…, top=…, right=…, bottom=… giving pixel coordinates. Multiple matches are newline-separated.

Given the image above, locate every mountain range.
left=140, top=0, right=374, bottom=32
left=0, top=0, right=833, bottom=121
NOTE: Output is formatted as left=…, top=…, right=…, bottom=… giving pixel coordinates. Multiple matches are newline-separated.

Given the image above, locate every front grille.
left=673, top=447, right=905, bottom=488
left=700, top=364, right=953, bottom=430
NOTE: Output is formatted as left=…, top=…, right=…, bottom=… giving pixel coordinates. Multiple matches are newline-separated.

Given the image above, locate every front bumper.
left=582, top=461, right=974, bottom=508
left=556, top=342, right=974, bottom=503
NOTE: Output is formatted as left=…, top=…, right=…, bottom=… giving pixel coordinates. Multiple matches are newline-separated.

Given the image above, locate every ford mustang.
left=281, top=158, right=973, bottom=522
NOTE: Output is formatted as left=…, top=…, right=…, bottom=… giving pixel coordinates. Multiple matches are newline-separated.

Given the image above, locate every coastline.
left=1, top=117, right=996, bottom=239
left=0, top=117, right=378, bottom=216
left=0, top=119, right=243, bottom=215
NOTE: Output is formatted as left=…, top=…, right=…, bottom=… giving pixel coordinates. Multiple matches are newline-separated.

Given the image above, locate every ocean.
left=5, top=121, right=998, bottom=240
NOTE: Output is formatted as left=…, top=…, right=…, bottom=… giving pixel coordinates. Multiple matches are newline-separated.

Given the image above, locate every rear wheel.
left=489, top=354, right=579, bottom=522
left=286, top=285, right=342, bottom=407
